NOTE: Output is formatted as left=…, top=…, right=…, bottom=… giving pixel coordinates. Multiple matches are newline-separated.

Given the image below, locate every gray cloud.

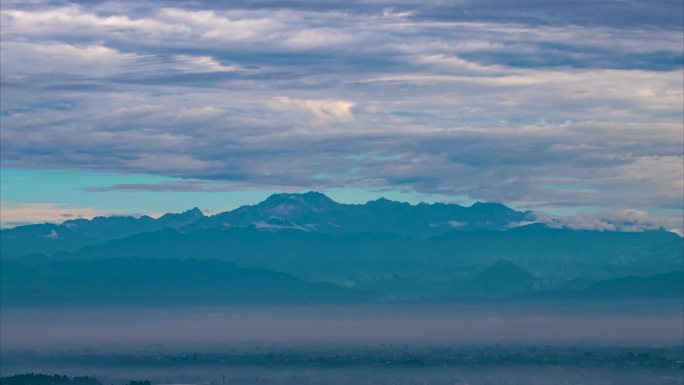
left=0, top=0, right=682, bottom=215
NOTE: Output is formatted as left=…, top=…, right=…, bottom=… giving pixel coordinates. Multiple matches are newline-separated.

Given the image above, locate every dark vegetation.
left=2, top=345, right=682, bottom=385
left=0, top=374, right=149, bottom=385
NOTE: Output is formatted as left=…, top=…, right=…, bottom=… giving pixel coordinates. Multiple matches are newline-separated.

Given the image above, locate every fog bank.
left=2, top=302, right=682, bottom=349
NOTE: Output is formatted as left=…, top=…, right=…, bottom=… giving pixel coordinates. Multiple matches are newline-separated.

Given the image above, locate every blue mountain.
left=1, top=192, right=681, bottom=301
left=1, top=193, right=534, bottom=260
left=0, top=257, right=364, bottom=305
left=0, top=207, right=205, bottom=259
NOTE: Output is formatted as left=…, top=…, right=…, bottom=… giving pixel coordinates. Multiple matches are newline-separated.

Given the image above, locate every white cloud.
left=0, top=42, right=137, bottom=78
left=171, top=55, right=239, bottom=73
left=158, top=8, right=280, bottom=42
left=419, top=54, right=505, bottom=73
left=175, top=106, right=225, bottom=120
left=283, top=29, right=355, bottom=49
left=272, top=97, right=355, bottom=122
left=448, top=220, right=466, bottom=228
left=1, top=7, right=185, bottom=37
left=44, top=229, right=60, bottom=239
left=531, top=210, right=683, bottom=236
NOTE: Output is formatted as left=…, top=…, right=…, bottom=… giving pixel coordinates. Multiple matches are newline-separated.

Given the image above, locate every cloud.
left=82, top=180, right=247, bottom=193
left=0, top=42, right=137, bottom=79
left=0, top=202, right=111, bottom=228
left=272, top=97, right=355, bottom=123
left=530, top=210, right=684, bottom=237
left=283, top=29, right=356, bottom=49
left=157, top=8, right=280, bottom=42
left=169, top=55, right=239, bottom=73
left=0, top=0, right=681, bottom=218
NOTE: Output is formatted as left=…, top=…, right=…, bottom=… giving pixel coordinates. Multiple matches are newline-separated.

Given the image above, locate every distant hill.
left=534, top=271, right=684, bottom=299
left=464, top=260, right=537, bottom=297
left=0, top=258, right=365, bottom=306
left=575, top=271, right=684, bottom=298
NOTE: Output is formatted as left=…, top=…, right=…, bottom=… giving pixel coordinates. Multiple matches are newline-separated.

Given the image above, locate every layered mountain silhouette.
left=28, top=223, right=680, bottom=294
left=1, top=192, right=531, bottom=259
left=1, top=257, right=363, bottom=305
left=1, top=192, right=682, bottom=303
left=1, top=207, right=205, bottom=259
left=543, top=271, right=684, bottom=299
left=464, top=260, right=537, bottom=297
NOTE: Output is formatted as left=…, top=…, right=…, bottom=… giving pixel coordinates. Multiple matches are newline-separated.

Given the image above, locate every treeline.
left=0, top=374, right=150, bottom=385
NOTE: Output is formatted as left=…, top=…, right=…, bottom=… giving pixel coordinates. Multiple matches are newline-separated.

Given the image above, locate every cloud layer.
left=0, top=202, right=111, bottom=228
left=1, top=1, right=682, bottom=215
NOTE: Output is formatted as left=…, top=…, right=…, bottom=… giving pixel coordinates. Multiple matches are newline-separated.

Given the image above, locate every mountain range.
left=1, top=192, right=532, bottom=259
left=1, top=192, right=682, bottom=303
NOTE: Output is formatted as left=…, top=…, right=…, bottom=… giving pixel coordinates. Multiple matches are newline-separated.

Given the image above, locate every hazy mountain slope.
left=533, top=271, right=684, bottom=299
left=43, top=225, right=683, bottom=297
left=0, top=223, right=95, bottom=260
left=576, top=271, right=684, bottom=298
left=50, top=227, right=421, bottom=284
left=431, top=224, right=683, bottom=281
left=0, top=258, right=364, bottom=305
left=464, top=260, right=537, bottom=297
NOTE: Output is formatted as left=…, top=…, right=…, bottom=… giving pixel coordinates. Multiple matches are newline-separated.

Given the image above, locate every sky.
left=0, top=0, right=682, bottom=232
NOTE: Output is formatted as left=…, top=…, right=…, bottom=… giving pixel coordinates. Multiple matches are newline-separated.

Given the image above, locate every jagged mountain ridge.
left=0, top=206, right=206, bottom=259
left=182, top=191, right=531, bottom=236
left=0, top=192, right=532, bottom=259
